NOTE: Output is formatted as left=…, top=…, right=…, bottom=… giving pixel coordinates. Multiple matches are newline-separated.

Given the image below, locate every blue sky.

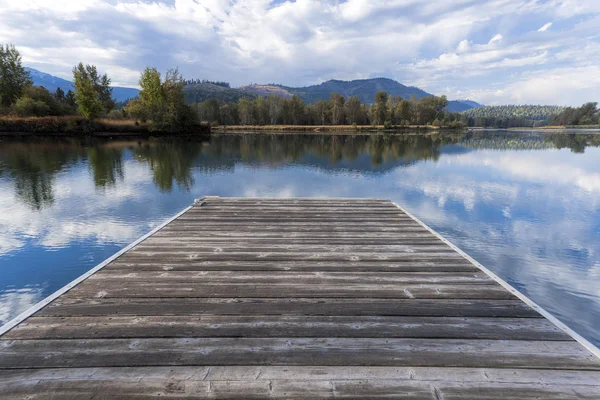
left=0, top=0, right=599, bottom=105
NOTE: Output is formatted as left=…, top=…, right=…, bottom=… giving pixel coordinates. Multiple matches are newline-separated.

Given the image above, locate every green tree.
left=344, top=96, right=361, bottom=124
left=374, top=91, right=388, bottom=125
left=55, top=87, right=65, bottom=101
left=397, top=99, right=413, bottom=125
left=65, top=90, right=76, bottom=108
left=72, top=63, right=113, bottom=120
left=128, top=67, right=196, bottom=132
left=137, top=67, right=164, bottom=121
left=330, top=93, right=345, bottom=125
left=289, top=95, right=304, bottom=125
left=266, top=94, right=283, bottom=124
left=0, top=44, right=32, bottom=108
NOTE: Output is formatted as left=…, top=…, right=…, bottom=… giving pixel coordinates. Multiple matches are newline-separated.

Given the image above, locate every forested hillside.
left=547, top=103, right=599, bottom=126
left=183, top=82, right=256, bottom=103
left=462, top=105, right=566, bottom=128
left=463, top=105, right=565, bottom=121
left=281, top=78, right=432, bottom=104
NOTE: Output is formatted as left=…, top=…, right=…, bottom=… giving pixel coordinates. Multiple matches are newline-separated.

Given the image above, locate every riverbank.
left=468, top=125, right=600, bottom=131
left=0, top=117, right=211, bottom=137
left=212, top=124, right=460, bottom=133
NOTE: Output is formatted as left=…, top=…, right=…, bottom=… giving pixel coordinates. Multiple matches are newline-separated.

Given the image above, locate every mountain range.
left=186, top=78, right=481, bottom=112
left=26, top=68, right=140, bottom=102
left=26, top=68, right=481, bottom=112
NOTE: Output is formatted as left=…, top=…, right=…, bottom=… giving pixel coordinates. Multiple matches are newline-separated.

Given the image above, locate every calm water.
left=1, top=132, right=599, bottom=346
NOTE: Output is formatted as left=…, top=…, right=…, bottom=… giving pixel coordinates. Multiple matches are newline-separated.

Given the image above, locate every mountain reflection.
left=1, top=132, right=599, bottom=210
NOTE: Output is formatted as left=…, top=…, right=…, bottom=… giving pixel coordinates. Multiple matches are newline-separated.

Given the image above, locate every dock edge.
left=0, top=204, right=194, bottom=337
left=392, top=201, right=600, bottom=359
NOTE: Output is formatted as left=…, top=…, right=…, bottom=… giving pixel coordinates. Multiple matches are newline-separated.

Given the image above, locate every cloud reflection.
left=0, top=132, right=599, bottom=345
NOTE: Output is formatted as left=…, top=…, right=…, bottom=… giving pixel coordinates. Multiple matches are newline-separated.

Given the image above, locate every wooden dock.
left=1, top=197, right=599, bottom=399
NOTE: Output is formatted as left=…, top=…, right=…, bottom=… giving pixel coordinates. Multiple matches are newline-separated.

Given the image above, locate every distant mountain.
left=241, top=78, right=432, bottom=104
left=240, top=79, right=481, bottom=112
left=447, top=100, right=482, bottom=113
left=456, top=100, right=482, bottom=108
left=238, top=84, right=292, bottom=99
left=25, top=67, right=139, bottom=102
left=183, top=82, right=256, bottom=103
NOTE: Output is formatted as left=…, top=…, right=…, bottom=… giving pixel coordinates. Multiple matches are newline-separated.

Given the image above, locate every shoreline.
left=1, top=117, right=598, bottom=137
left=212, top=124, right=459, bottom=134
left=0, top=116, right=211, bottom=137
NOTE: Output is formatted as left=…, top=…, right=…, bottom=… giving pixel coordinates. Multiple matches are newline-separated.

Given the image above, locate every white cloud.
left=488, top=33, right=503, bottom=44
left=0, top=287, right=44, bottom=325
left=538, top=22, right=553, bottom=32
left=0, top=0, right=598, bottom=103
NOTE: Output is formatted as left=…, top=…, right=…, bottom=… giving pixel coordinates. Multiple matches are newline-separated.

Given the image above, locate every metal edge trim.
left=392, top=201, right=600, bottom=359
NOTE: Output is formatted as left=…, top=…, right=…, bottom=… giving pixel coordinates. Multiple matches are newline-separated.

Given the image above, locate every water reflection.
left=2, top=133, right=599, bottom=208
left=87, top=147, right=124, bottom=188
left=0, top=132, right=599, bottom=347
left=134, top=142, right=199, bottom=192
left=0, top=142, right=85, bottom=209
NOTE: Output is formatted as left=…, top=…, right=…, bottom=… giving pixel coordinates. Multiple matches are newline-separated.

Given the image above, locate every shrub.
left=107, top=109, right=124, bottom=120
left=13, top=97, right=51, bottom=117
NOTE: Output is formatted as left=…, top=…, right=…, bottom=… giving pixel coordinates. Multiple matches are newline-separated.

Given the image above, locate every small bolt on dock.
left=1, top=197, right=599, bottom=399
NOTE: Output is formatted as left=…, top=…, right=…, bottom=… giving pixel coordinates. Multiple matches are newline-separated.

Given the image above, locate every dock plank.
left=4, top=316, right=570, bottom=340
left=39, top=298, right=542, bottom=317
left=1, top=197, right=598, bottom=398
left=2, top=338, right=598, bottom=370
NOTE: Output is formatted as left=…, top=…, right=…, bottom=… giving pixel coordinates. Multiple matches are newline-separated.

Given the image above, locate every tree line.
left=461, top=104, right=599, bottom=128
left=0, top=44, right=195, bottom=132
left=4, top=43, right=597, bottom=131
left=192, top=93, right=467, bottom=128
left=184, top=79, right=230, bottom=88
left=547, top=103, right=599, bottom=126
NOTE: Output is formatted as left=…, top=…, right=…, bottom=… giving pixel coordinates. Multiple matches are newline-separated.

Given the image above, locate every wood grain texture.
left=38, top=297, right=543, bottom=317
left=4, top=316, right=570, bottom=340
left=2, top=338, right=598, bottom=369
left=1, top=197, right=598, bottom=399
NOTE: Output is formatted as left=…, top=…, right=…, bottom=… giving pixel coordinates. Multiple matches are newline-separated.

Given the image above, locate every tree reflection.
left=87, top=147, right=124, bottom=188
left=0, top=141, right=84, bottom=210
left=133, top=141, right=200, bottom=192
left=1, top=133, right=599, bottom=210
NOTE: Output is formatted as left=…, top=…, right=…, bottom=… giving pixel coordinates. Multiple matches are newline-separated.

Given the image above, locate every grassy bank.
left=0, top=116, right=211, bottom=136
left=212, top=124, right=457, bottom=133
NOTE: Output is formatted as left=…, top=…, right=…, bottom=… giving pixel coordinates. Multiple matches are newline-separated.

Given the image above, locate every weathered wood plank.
left=2, top=367, right=599, bottom=399
left=87, top=271, right=494, bottom=285
left=119, top=252, right=466, bottom=262
left=8, top=379, right=600, bottom=400
left=3, top=197, right=598, bottom=398
left=4, top=316, right=570, bottom=340
left=160, top=225, right=430, bottom=232
left=103, top=260, right=480, bottom=272
left=132, top=244, right=457, bottom=253
left=167, top=219, right=424, bottom=225
left=186, top=209, right=410, bottom=215
left=3, top=367, right=599, bottom=387
left=174, top=218, right=418, bottom=224
left=1, top=338, right=598, bottom=369
left=39, top=298, right=541, bottom=317
left=67, top=282, right=514, bottom=299
left=152, top=230, right=439, bottom=238
left=147, top=236, right=445, bottom=245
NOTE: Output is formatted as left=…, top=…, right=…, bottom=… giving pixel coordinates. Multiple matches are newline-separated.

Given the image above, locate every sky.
left=0, top=0, right=599, bottom=105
